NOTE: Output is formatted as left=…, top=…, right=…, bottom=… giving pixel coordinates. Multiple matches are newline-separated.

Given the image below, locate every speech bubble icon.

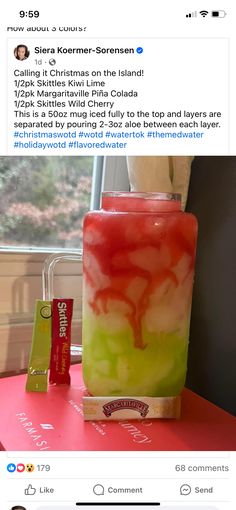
left=180, top=483, right=191, bottom=495
left=93, top=484, right=105, bottom=496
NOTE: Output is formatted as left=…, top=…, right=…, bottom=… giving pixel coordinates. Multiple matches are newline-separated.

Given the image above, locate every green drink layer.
left=82, top=302, right=190, bottom=397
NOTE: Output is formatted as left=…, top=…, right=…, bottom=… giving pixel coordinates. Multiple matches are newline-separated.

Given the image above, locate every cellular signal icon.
left=186, top=11, right=197, bottom=18
left=199, top=10, right=209, bottom=17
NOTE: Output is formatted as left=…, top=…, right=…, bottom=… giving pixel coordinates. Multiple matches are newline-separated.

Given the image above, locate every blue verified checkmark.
left=136, top=47, right=143, bottom=54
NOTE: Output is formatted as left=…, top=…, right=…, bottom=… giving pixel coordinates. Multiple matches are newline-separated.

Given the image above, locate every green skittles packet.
left=26, top=300, right=52, bottom=392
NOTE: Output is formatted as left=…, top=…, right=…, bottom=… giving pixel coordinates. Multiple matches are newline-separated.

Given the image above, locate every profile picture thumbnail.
left=14, top=44, right=30, bottom=61
left=10, top=506, right=27, bottom=510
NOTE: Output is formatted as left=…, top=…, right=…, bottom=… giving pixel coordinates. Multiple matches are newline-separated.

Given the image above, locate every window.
left=0, top=156, right=94, bottom=249
left=0, top=156, right=129, bottom=375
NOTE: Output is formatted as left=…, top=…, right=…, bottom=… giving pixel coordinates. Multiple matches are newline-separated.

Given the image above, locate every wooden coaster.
left=83, top=395, right=181, bottom=421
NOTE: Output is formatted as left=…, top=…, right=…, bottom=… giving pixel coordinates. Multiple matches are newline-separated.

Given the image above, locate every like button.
left=24, top=484, right=36, bottom=496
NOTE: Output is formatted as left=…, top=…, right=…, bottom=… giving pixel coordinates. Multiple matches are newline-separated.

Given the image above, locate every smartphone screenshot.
left=0, top=1, right=235, bottom=509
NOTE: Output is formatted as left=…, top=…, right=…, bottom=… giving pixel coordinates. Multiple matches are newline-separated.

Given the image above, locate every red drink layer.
left=82, top=192, right=198, bottom=397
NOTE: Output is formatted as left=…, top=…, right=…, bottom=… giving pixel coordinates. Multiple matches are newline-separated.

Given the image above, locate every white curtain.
left=126, top=156, right=194, bottom=210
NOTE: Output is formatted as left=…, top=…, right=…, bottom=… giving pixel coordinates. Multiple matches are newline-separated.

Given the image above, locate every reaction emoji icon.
left=26, top=463, right=35, bottom=473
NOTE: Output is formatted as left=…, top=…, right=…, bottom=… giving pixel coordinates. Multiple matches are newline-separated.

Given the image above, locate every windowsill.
left=0, top=246, right=83, bottom=254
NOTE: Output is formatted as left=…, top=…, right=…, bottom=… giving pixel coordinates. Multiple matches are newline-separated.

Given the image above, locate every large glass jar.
left=82, top=192, right=198, bottom=397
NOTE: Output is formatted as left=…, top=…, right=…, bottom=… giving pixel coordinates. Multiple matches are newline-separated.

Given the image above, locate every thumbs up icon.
left=24, top=484, right=36, bottom=495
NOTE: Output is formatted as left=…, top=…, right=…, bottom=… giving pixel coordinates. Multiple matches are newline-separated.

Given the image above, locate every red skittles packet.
left=49, top=298, right=73, bottom=385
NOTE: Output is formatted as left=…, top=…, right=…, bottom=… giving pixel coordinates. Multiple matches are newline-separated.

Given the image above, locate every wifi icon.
left=199, top=10, right=209, bottom=17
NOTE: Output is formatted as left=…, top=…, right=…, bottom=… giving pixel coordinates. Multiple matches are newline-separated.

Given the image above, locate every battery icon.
left=211, top=10, right=227, bottom=17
